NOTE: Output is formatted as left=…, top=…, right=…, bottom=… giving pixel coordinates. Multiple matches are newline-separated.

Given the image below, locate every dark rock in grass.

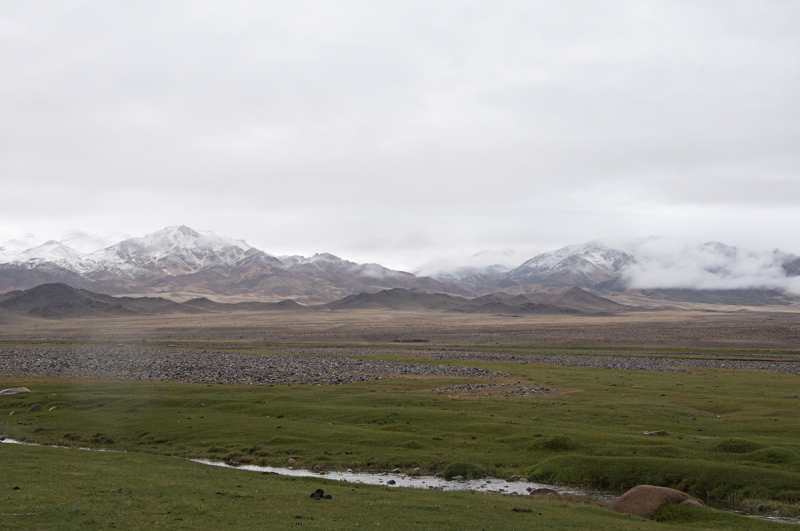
left=387, top=480, right=396, bottom=485
left=0, top=387, right=30, bottom=396
left=26, top=404, right=41, bottom=413
left=512, top=507, right=532, bottom=513
left=310, top=488, right=325, bottom=500
left=643, top=430, right=666, bottom=436
left=757, top=504, right=765, bottom=512
left=13, top=486, right=20, bottom=490
left=529, top=488, right=560, bottom=496
left=609, top=485, right=702, bottom=517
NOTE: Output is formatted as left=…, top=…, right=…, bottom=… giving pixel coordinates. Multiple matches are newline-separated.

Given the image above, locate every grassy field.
left=2, top=346, right=800, bottom=528
left=3, top=442, right=796, bottom=531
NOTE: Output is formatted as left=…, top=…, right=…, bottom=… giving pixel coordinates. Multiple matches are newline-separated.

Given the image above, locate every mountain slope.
left=499, top=242, right=636, bottom=289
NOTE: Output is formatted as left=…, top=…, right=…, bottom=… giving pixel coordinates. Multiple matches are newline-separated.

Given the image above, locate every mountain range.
left=0, top=282, right=623, bottom=320
left=1, top=226, right=799, bottom=304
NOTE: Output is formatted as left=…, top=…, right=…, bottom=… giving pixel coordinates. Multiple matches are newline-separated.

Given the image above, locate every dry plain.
left=1, top=306, right=799, bottom=350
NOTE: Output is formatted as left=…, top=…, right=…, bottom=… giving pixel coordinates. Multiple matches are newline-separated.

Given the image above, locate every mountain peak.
left=500, top=241, right=636, bottom=288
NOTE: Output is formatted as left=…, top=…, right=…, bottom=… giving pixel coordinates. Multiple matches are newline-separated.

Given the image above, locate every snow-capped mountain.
left=88, top=225, right=254, bottom=275
left=14, top=241, right=90, bottom=272
left=0, top=226, right=466, bottom=302
left=499, top=242, right=636, bottom=288
left=2, top=228, right=800, bottom=302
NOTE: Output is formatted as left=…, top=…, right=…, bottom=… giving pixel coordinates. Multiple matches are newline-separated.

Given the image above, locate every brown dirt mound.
left=609, top=485, right=702, bottom=517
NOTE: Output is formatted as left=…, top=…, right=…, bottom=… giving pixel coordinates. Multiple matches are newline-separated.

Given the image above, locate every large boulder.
left=609, top=485, right=703, bottom=517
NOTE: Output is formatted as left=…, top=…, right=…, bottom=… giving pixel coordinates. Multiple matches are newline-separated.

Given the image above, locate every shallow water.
left=190, top=457, right=595, bottom=497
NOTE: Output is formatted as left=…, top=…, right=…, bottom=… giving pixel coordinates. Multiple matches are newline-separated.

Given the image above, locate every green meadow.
left=2, top=345, right=800, bottom=529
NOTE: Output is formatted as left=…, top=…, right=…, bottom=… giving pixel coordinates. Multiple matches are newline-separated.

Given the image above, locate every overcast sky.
left=1, top=1, right=798, bottom=271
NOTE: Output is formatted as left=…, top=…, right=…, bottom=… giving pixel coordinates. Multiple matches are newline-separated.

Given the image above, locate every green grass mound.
left=443, top=462, right=484, bottom=480
left=530, top=435, right=576, bottom=451
left=714, top=438, right=765, bottom=454
left=526, top=456, right=800, bottom=502
left=745, top=447, right=797, bottom=464
left=650, top=503, right=755, bottom=527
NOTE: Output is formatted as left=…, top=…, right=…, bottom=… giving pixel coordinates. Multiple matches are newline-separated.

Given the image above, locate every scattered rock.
left=391, top=468, right=401, bottom=473
left=8, top=412, right=13, bottom=416
left=782, top=394, right=797, bottom=399
left=529, top=488, right=560, bottom=496
left=450, top=475, right=464, bottom=481
left=310, top=488, right=325, bottom=500
left=511, top=507, right=532, bottom=513
left=13, top=486, right=20, bottom=490
left=286, top=458, right=297, bottom=465
left=27, top=404, right=42, bottom=413
left=757, top=504, right=765, bottom=512
left=346, top=469, right=353, bottom=473
left=387, top=480, right=396, bottom=485
left=507, top=475, right=520, bottom=482
left=676, top=382, right=683, bottom=386
left=643, top=430, right=667, bottom=436
left=0, top=387, right=30, bottom=396
left=609, top=485, right=702, bottom=517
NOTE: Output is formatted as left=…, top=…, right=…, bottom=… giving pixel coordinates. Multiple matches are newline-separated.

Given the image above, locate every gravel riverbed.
left=0, top=346, right=505, bottom=385
left=3, top=344, right=800, bottom=387
left=281, top=347, right=800, bottom=376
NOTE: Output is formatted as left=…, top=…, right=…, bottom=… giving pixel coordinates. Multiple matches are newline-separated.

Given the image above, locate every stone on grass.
left=609, top=485, right=702, bottom=517
left=511, top=507, right=532, bottom=513
left=27, top=404, right=42, bottom=413
left=310, top=488, right=332, bottom=500
left=0, top=387, right=30, bottom=396
left=643, top=430, right=667, bottom=436
left=782, top=394, right=797, bottom=399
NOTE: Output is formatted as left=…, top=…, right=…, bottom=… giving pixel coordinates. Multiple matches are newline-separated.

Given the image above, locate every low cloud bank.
left=621, top=239, right=800, bottom=294
left=414, top=249, right=531, bottom=279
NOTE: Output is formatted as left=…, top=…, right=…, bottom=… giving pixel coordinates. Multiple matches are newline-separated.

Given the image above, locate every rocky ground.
left=3, top=343, right=800, bottom=389
left=281, top=346, right=800, bottom=376
left=0, top=345, right=505, bottom=386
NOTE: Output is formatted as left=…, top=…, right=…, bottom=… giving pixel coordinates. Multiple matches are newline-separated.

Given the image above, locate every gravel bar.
left=281, top=347, right=800, bottom=376
left=0, top=346, right=505, bottom=385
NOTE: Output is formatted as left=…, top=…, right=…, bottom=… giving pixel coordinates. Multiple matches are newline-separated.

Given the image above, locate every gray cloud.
left=1, top=1, right=798, bottom=270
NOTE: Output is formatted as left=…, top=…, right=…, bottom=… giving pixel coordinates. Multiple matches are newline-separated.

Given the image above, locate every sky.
left=1, top=1, right=799, bottom=271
